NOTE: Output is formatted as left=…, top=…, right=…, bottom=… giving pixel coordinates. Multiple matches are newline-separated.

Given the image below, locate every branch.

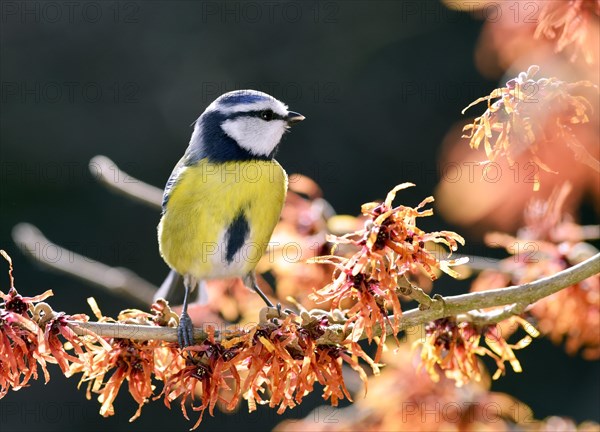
left=371, top=252, right=600, bottom=337
left=66, top=253, right=600, bottom=344
left=70, top=321, right=191, bottom=343
left=576, top=225, right=600, bottom=241
left=89, top=155, right=162, bottom=209
left=452, top=254, right=504, bottom=273
left=458, top=302, right=528, bottom=327
left=12, top=223, right=157, bottom=306
left=396, top=275, right=433, bottom=308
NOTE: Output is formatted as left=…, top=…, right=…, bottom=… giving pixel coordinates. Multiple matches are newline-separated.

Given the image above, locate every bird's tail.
left=154, top=269, right=185, bottom=303
left=154, top=269, right=208, bottom=305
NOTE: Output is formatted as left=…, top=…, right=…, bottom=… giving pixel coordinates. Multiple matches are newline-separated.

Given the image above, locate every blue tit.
left=157, top=89, right=305, bottom=347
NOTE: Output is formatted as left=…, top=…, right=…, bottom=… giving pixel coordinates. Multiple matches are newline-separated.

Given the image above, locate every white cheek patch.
left=221, top=117, right=286, bottom=157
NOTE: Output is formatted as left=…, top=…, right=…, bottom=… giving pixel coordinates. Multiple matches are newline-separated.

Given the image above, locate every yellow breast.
left=158, top=158, right=287, bottom=279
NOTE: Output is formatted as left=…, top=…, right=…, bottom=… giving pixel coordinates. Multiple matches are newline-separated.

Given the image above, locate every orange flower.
left=239, top=314, right=374, bottom=415
left=156, top=313, right=376, bottom=430
left=462, top=65, right=598, bottom=190
left=0, top=245, right=497, bottom=430
left=70, top=300, right=181, bottom=421
left=0, top=252, right=112, bottom=400
left=276, top=344, right=534, bottom=432
left=0, top=288, right=51, bottom=397
left=534, top=0, right=600, bottom=64
left=162, top=326, right=243, bottom=430
left=415, top=316, right=537, bottom=385
left=41, top=311, right=98, bottom=375
left=416, top=317, right=483, bottom=386
left=311, top=183, right=466, bottom=360
left=1, top=281, right=378, bottom=430
left=473, top=184, right=600, bottom=359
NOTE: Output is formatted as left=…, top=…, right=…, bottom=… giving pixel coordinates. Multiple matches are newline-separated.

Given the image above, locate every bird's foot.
left=177, top=311, right=195, bottom=348
left=259, top=303, right=294, bottom=323
left=275, top=303, right=295, bottom=317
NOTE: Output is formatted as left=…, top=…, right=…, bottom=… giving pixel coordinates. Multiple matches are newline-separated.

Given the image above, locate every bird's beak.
left=286, top=111, right=305, bottom=125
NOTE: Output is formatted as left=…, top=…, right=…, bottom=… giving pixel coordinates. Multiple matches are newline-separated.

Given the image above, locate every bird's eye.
left=260, top=110, right=274, bottom=121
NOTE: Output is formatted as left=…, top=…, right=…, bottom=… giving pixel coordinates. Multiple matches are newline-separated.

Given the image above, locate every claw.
left=178, top=274, right=197, bottom=349
left=177, top=310, right=194, bottom=348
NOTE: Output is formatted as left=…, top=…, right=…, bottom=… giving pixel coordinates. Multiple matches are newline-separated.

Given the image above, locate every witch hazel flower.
left=310, top=184, right=467, bottom=360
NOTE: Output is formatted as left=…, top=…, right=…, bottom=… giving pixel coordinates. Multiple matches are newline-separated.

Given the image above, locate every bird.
left=157, top=89, right=305, bottom=347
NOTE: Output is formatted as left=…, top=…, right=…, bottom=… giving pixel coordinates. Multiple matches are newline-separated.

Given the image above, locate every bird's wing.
left=161, top=157, right=187, bottom=212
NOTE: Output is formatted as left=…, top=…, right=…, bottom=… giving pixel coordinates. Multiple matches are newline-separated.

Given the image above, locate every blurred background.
left=1, top=1, right=598, bottom=431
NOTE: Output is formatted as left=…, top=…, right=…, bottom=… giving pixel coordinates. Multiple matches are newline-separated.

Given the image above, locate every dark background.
left=1, top=1, right=598, bottom=431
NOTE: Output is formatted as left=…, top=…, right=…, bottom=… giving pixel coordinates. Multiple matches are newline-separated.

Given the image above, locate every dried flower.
left=0, top=251, right=116, bottom=403
left=70, top=299, right=181, bottom=421
left=472, top=184, right=600, bottom=358
left=534, top=0, right=600, bottom=64
left=39, top=310, right=100, bottom=375
left=162, top=326, right=242, bottom=429
left=462, top=65, right=598, bottom=190
left=239, top=314, right=375, bottom=416
left=310, top=183, right=466, bottom=360
left=275, top=345, right=534, bottom=432
left=415, top=316, right=537, bottom=385
left=0, top=288, right=51, bottom=397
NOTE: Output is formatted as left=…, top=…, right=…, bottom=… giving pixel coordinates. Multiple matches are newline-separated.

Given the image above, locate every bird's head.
left=188, top=90, right=305, bottom=162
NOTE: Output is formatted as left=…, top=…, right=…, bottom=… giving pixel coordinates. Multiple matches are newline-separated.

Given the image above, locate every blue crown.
left=217, top=90, right=272, bottom=107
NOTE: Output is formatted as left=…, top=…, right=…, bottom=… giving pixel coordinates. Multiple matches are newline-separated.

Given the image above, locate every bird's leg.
left=178, top=275, right=197, bottom=348
left=245, top=272, right=282, bottom=313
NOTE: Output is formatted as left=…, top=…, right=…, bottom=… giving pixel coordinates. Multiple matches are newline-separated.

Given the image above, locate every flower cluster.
left=68, top=298, right=182, bottom=421
left=310, top=183, right=466, bottom=361
left=415, top=316, right=538, bottom=386
left=161, top=313, right=375, bottom=430
left=472, top=184, right=600, bottom=359
left=1, top=287, right=54, bottom=398
left=275, top=345, right=536, bottom=432
left=534, top=0, right=600, bottom=64
left=462, top=65, right=598, bottom=190
left=0, top=250, right=380, bottom=430
left=0, top=251, right=105, bottom=399
left=442, top=0, right=600, bottom=76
